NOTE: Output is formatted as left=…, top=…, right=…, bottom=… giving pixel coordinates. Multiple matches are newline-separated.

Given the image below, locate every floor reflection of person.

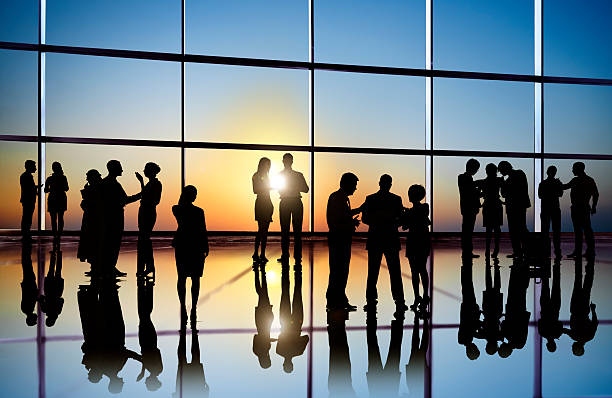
left=137, top=276, right=163, bottom=391
left=77, top=169, right=103, bottom=274
left=135, top=162, right=162, bottom=277
left=459, top=257, right=481, bottom=360
left=40, top=248, right=64, bottom=327
left=405, top=314, right=430, bottom=397
left=252, top=157, right=273, bottom=263
left=173, top=328, right=210, bottom=398
left=538, top=259, right=562, bottom=353
left=20, top=241, right=38, bottom=326
left=327, top=309, right=354, bottom=398
left=366, top=311, right=404, bottom=397
left=44, top=161, right=69, bottom=246
left=278, top=153, right=309, bottom=264
left=276, top=265, right=309, bottom=373
left=499, top=260, right=530, bottom=358
left=252, top=262, right=276, bottom=368
left=565, top=257, right=598, bottom=356
left=481, top=257, right=503, bottom=356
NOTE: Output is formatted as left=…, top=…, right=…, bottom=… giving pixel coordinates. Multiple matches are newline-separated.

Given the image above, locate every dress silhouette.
left=562, top=162, right=599, bottom=258
left=77, top=169, right=103, bottom=273
left=481, top=257, right=503, bottom=355
left=252, top=262, right=276, bottom=369
left=538, top=166, right=563, bottom=257
left=276, top=265, right=309, bottom=373
left=477, top=163, right=504, bottom=258
left=40, top=248, right=64, bottom=327
left=327, top=309, right=355, bottom=397
left=365, top=312, right=404, bottom=397
left=326, top=172, right=360, bottom=311
left=458, top=158, right=481, bottom=258
left=252, top=157, right=273, bottom=263
left=20, top=241, right=38, bottom=326
left=20, top=160, right=39, bottom=241
left=173, top=328, right=210, bottom=398
left=405, top=314, right=430, bottom=397
left=44, top=161, right=69, bottom=244
left=459, top=258, right=481, bottom=360
left=498, top=161, right=531, bottom=258
left=499, top=259, right=530, bottom=358
left=401, top=184, right=431, bottom=314
left=538, top=259, right=562, bottom=353
left=278, top=153, right=309, bottom=264
left=136, top=276, right=163, bottom=391
left=361, top=174, right=407, bottom=314
left=135, top=162, right=162, bottom=277
left=172, top=185, right=209, bottom=328
left=564, top=257, right=598, bottom=356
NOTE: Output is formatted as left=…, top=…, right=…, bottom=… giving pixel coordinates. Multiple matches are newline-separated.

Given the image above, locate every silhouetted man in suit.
left=366, top=312, right=404, bottom=397
left=562, top=162, right=599, bottom=258
left=538, top=166, right=563, bottom=258
left=327, top=309, right=354, bottom=398
left=538, top=259, right=562, bottom=353
left=361, top=174, right=407, bottom=314
left=40, top=248, right=64, bottom=327
left=498, top=161, right=531, bottom=258
left=20, top=241, right=38, bottom=326
left=278, top=153, right=309, bottom=264
left=482, top=257, right=503, bottom=356
left=459, top=257, right=481, bottom=360
left=499, top=259, right=530, bottom=358
left=458, top=159, right=481, bottom=258
left=20, top=160, right=40, bottom=241
left=565, top=257, right=597, bottom=357
left=326, top=172, right=360, bottom=311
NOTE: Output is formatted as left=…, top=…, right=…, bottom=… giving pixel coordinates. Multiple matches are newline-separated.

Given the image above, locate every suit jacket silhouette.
left=361, top=191, right=403, bottom=251
left=501, top=169, right=531, bottom=211
left=20, top=172, right=37, bottom=206
left=458, top=173, right=480, bottom=216
left=327, top=189, right=356, bottom=236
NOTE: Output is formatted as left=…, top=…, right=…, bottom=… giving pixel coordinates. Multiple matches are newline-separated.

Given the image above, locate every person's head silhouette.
left=282, top=153, right=293, bottom=170
left=339, top=172, right=358, bottom=196
left=51, top=161, right=63, bottom=175
left=144, top=162, right=161, bottom=179
left=379, top=174, right=392, bottom=192
left=485, top=340, right=498, bottom=355
left=408, top=184, right=426, bottom=205
left=108, top=376, right=124, bottom=394
left=25, top=160, right=36, bottom=173
left=497, top=161, right=512, bottom=176
left=572, top=341, right=585, bottom=356
left=485, top=163, right=497, bottom=178
left=498, top=342, right=512, bottom=358
left=258, top=354, right=272, bottom=369
left=257, top=157, right=271, bottom=174
left=86, top=169, right=102, bottom=185
left=465, top=158, right=480, bottom=176
left=25, top=313, right=37, bottom=326
left=283, top=358, right=294, bottom=373
left=546, top=338, right=557, bottom=353
left=88, top=369, right=102, bottom=383
left=146, top=375, right=162, bottom=391
left=466, top=342, right=480, bottom=360
left=546, top=165, right=557, bottom=179
left=107, top=160, right=123, bottom=177
left=572, top=161, right=585, bottom=177
left=179, top=185, right=197, bottom=205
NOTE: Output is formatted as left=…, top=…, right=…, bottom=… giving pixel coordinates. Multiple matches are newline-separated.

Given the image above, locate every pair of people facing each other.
left=326, top=173, right=431, bottom=316
left=251, top=153, right=309, bottom=264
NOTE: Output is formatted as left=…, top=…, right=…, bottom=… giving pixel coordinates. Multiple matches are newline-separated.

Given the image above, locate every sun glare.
left=270, top=174, right=286, bottom=191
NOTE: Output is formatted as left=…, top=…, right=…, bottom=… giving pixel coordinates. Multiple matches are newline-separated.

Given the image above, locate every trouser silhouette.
left=21, top=204, right=35, bottom=237
left=461, top=212, right=477, bottom=254
left=280, top=198, right=303, bottom=261
left=507, top=207, right=527, bottom=255
left=541, top=207, right=561, bottom=255
left=326, top=234, right=352, bottom=308
left=366, top=247, right=405, bottom=305
left=571, top=206, right=594, bottom=254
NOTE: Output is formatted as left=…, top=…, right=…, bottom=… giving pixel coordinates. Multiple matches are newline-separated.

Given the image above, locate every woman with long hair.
left=135, top=162, right=162, bottom=277
left=479, top=163, right=504, bottom=258
left=252, top=157, right=273, bottom=263
left=45, top=161, right=69, bottom=244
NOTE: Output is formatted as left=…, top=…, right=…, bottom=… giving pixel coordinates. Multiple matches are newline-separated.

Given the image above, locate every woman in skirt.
left=252, top=157, right=273, bottom=263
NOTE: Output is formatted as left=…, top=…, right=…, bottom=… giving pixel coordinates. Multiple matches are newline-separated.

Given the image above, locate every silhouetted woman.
left=252, top=263, right=276, bottom=368
left=136, top=162, right=162, bottom=277
left=45, top=161, right=69, bottom=243
left=78, top=169, right=103, bottom=271
left=401, top=184, right=431, bottom=314
left=172, top=185, right=209, bottom=328
left=252, top=157, right=273, bottom=263
left=478, top=163, right=504, bottom=258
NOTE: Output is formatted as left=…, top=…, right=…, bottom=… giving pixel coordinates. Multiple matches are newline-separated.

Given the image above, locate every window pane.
left=315, top=0, right=425, bottom=68
left=187, top=0, right=308, bottom=61
left=0, top=142, right=38, bottom=230
left=0, top=0, right=38, bottom=43
left=544, top=84, right=612, bottom=154
left=434, top=0, right=533, bottom=74
left=0, top=50, right=37, bottom=136
left=315, top=72, right=425, bottom=149
left=47, top=0, right=181, bottom=52
left=543, top=159, right=611, bottom=232
left=434, top=79, right=534, bottom=152
left=314, top=153, right=425, bottom=232
left=186, top=149, right=310, bottom=231
left=46, top=54, right=180, bottom=140
left=544, top=0, right=612, bottom=78
left=186, top=64, right=309, bottom=145
left=434, top=156, right=535, bottom=232
left=44, top=143, right=181, bottom=231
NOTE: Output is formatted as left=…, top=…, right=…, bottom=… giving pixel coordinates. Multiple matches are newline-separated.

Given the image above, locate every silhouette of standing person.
left=477, top=163, right=504, bottom=258
left=136, top=276, right=163, bottom=391
left=20, top=241, right=38, bottom=326
left=326, top=172, right=360, bottom=312
left=481, top=257, right=503, bottom=356
left=252, top=262, right=276, bottom=369
left=562, top=162, right=599, bottom=258
left=401, top=184, right=431, bottom=314
left=498, top=161, right=531, bottom=258
left=327, top=309, right=354, bottom=398
left=405, top=314, right=430, bottom=397
left=172, top=185, right=209, bottom=328
left=100, top=160, right=141, bottom=276
left=361, top=174, right=407, bottom=315
left=78, top=169, right=103, bottom=274
left=252, top=157, right=273, bottom=263
left=20, top=160, right=41, bottom=242
left=538, top=259, right=562, bottom=353
left=44, top=161, right=69, bottom=245
left=365, top=312, right=404, bottom=397
left=458, top=158, right=481, bottom=258
left=40, top=248, right=64, bottom=327
left=564, top=257, right=598, bottom=356
left=459, top=258, right=481, bottom=360
left=538, top=166, right=563, bottom=258
left=276, top=265, right=309, bottom=373
left=499, top=259, right=530, bottom=358
left=278, top=153, right=309, bottom=264
left=135, top=162, right=162, bottom=277
left=174, top=328, right=210, bottom=398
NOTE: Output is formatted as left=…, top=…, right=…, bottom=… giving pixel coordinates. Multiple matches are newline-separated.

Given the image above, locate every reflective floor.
left=0, top=235, right=611, bottom=398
